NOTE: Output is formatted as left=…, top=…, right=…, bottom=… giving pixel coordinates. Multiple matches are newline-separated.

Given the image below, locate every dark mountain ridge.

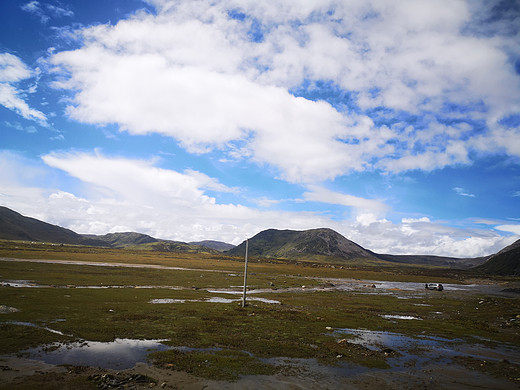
left=0, top=206, right=104, bottom=246
left=226, top=228, right=376, bottom=261
left=475, top=239, right=520, bottom=275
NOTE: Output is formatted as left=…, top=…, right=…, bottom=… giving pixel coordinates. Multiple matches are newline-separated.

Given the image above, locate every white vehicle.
left=425, top=283, right=444, bottom=291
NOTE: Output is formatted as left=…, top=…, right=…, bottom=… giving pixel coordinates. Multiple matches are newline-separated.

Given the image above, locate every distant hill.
left=225, top=228, right=377, bottom=262
left=83, top=232, right=222, bottom=254
left=190, top=240, right=235, bottom=252
left=127, top=240, right=220, bottom=254
left=86, top=232, right=157, bottom=248
left=476, top=239, right=520, bottom=276
left=375, top=253, right=489, bottom=268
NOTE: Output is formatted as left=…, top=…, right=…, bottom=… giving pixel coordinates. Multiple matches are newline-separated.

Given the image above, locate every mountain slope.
left=0, top=206, right=100, bottom=245
left=476, top=239, right=520, bottom=275
left=226, top=228, right=376, bottom=261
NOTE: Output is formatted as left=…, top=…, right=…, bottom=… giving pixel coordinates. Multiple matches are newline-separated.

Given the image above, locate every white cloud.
left=402, top=217, right=431, bottom=224
left=0, top=53, right=32, bottom=83
left=46, top=4, right=74, bottom=18
left=21, top=1, right=41, bottom=13
left=453, top=187, right=476, bottom=198
left=0, top=53, right=47, bottom=124
left=48, top=0, right=520, bottom=182
left=184, top=169, right=237, bottom=193
left=345, top=214, right=517, bottom=258
left=252, top=197, right=282, bottom=208
left=21, top=1, right=73, bottom=23
left=21, top=1, right=49, bottom=23
left=51, top=39, right=355, bottom=182
left=495, top=224, right=520, bottom=235
left=41, top=151, right=219, bottom=207
left=303, top=185, right=388, bottom=215
left=472, top=125, right=520, bottom=159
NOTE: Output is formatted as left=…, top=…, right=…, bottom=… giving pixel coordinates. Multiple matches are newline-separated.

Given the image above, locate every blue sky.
left=1, top=0, right=519, bottom=257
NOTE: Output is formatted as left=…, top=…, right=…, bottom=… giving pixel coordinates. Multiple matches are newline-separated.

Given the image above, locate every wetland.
left=0, top=241, right=519, bottom=389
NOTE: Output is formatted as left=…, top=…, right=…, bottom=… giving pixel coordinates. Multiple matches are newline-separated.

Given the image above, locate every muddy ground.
left=1, top=355, right=519, bottom=389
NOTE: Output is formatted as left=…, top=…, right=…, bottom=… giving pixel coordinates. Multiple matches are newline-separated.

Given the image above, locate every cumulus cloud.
left=49, top=0, right=520, bottom=183
left=0, top=53, right=47, bottom=124
left=345, top=213, right=516, bottom=257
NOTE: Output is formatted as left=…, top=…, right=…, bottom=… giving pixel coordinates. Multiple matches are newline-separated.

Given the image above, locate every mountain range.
left=1, top=206, right=518, bottom=274
left=225, top=227, right=490, bottom=269
left=0, top=206, right=221, bottom=254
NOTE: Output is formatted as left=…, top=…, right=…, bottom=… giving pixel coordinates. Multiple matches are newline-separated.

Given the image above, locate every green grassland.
left=0, top=240, right=519, bottom=385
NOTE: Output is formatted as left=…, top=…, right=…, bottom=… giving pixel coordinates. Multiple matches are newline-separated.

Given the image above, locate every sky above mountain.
left=1, top=0, right=519, bottom=257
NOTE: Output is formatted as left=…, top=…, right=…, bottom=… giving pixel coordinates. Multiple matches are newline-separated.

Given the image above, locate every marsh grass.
left=149, top=349, right=277, bottom=381
left=0, top=323, right=71, bottom=354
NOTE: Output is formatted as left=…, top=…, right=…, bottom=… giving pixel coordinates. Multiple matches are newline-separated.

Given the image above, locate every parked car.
left=425, top=283, right=444, bottom=291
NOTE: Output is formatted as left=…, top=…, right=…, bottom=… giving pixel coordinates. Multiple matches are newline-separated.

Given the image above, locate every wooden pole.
left=242, top=239, right=249, bottom=308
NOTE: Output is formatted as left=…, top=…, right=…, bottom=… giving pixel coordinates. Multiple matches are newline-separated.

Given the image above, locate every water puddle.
left=1, top=280, right=44, bottom=288
left=334, top=328, right=520, bottom=365
left=149, top=298, right=188, bottom=304
left=24, top=339, right=171, bottom=370
left=149, top=296, right=280, bottom=304
left=1, top=279, right=190, bottom=290
left=0, top=305, right=20, bottom=314
left=322, top=277, right=518, bottom=297
left=22, top=341, right=254, bottom=371
left=381, top=315, right=422, bottom=320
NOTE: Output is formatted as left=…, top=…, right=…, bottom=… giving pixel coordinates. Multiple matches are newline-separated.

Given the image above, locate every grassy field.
left=0, top=240, right=519, bottom=387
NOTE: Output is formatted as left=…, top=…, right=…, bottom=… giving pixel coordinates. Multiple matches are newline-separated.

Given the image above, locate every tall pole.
left=242, top=239, right=249, bottom=308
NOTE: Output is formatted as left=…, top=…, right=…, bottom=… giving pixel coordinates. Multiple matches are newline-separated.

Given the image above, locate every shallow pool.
left=24, top=338, right=171, bottom=370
